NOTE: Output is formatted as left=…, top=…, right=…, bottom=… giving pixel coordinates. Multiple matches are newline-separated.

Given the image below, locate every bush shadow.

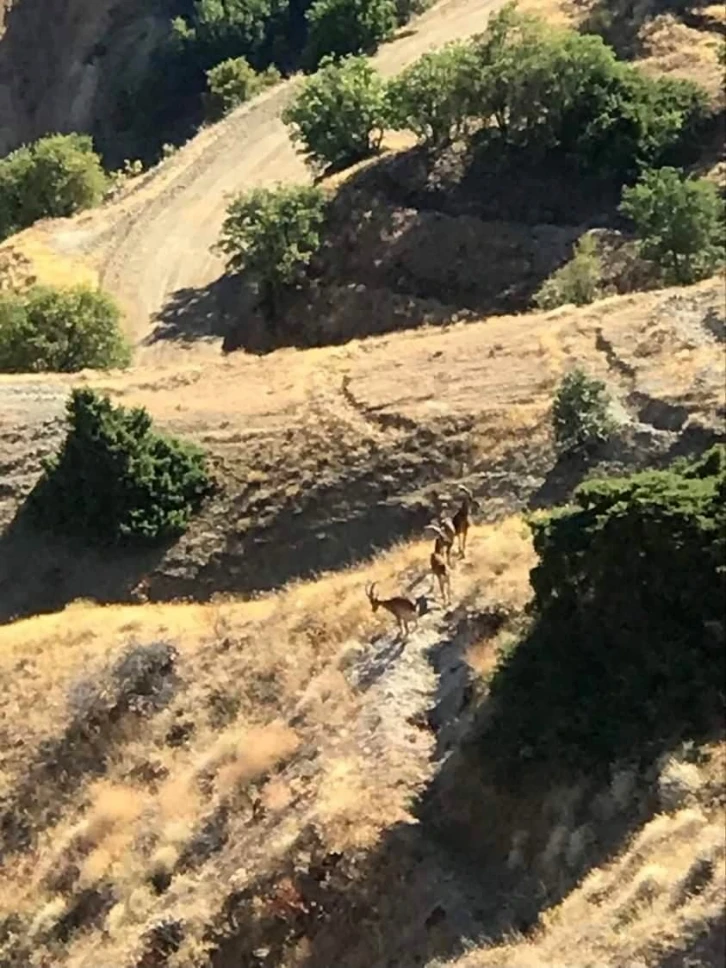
left=0, top=507, right=170, bottom=625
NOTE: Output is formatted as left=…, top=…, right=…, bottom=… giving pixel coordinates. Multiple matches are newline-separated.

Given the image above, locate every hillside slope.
left=1, top=275, right=723, bottom=623
left=6, top=0, right=507, bottom=350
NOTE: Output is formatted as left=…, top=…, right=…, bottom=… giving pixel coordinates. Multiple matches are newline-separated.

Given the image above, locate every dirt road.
left=42, top=0, right=506, bottom=347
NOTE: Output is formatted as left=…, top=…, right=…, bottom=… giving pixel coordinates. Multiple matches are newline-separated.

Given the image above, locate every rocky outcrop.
left=0, top=0, right=172, bottom=164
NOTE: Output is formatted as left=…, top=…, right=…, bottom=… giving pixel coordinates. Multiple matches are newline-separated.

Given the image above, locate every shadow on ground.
left=145, top=274, right=254, bottom=345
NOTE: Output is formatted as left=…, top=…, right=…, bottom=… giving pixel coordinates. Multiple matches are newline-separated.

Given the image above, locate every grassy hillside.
left=0, top=2, right=724, bottom=967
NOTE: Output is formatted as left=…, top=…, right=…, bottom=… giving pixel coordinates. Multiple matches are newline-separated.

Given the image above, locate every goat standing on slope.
left=365, top=582, right=419, bottom=640
left=424, top=524, right=452, bottom=606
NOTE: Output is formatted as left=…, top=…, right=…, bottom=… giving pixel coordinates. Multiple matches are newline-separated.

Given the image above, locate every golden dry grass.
left=0, top=515, right=535, bottom=967
left=447, top=779, right=726, bottom=968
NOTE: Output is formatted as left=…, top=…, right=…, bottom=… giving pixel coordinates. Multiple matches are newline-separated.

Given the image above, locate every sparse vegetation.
left=28, top=389, right=212, bottom=545
left=486, top=445, right=726, bottom=774
left=0, top=134, right=106, bottom=241
left=204, top=56, right=281, bottom=120
left=534, top=235, right=605, bottom=310
left=282, top=55, right=389, bottom=171
left=0, top=285, right=130, bottom=373
left=552, top=368, right=616, bottom=456
left=304, top=0, right=397, bottom=67
left=218, top=184, right=328, bottom=319
left=620, top=166, right=726, bottom=284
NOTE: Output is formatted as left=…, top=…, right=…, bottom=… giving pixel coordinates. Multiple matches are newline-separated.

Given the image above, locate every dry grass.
left=0, top=514, right=534, bottom=967
left=447, top=775, right=726, bottom=968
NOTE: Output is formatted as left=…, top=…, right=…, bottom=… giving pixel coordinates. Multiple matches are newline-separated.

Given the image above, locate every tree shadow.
left=144, top=274, right=254, bottom=346
left=0, top=508, right=170, bottom=625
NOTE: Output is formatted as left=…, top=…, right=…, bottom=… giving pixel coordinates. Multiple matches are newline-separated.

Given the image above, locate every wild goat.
left=430, top=491, right=457, bottom=564
left=424, top=525, right=452, bottom=606
left=452, top=485, right=478, bottom=558
left=365, top=582, right=419, bottom=639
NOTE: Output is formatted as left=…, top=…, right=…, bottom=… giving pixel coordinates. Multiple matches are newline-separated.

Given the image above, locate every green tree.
left=218, top=184, right=328, bottom=319
left=534, top=235, right=604, bottom=310
left=0, top=285, right=131, bottom=373
left=304, top=0, right=397, bottom=67
left=387, top=42, right=479, bottom=147
left=28, top=389, right=212, bottom=545
left=552, top=367, right=615, bottom=456
left=0, top=134, right=106, bottom=241
left=470, top=3, right=708, bottom=179
left=282, top=55, right=388, bottom=172
left=619, top=167, right=725, bottom=285
left=204, top=56, right=280, bottom=119
left=486, top=446, right=726, bottom=773
left=171, top=0, right=278, bottom=68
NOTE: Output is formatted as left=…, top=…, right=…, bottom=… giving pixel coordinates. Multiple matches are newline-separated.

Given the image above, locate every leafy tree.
left=619, top=167, right=725, bottom=285
left=534, top=235, right=604, bottom=310
left=0, top=134, right=106, bottom=241
left=304, top=0, right=396, bottom=67
left=486, top=446, right=726, bottom=774
left=552, top=367, right=615, bottom=456
left=204, top=56, right=280, bottom=119
left=218, top=184, right=328, bottom=319
left=28, top=389, right=212, bottom=545
left=387, top=42, right=479, bottom=147
left=282, top=55, right=388, bottom=171
left=0, top=285, right=131, bottom=373
left=171, top=0, right=279, bottom=69
left=470, top=3, right=709, bottom=179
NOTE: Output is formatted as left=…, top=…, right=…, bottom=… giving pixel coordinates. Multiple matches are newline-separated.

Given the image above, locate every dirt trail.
left=40, top=0, right=505, bottom=349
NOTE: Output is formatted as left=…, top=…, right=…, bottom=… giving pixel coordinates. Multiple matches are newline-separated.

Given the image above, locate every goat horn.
left=458, top=485, right=472, bottom=496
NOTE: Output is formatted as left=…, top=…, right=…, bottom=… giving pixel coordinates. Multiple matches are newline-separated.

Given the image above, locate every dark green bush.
left=0, top=134, right=106, bottom=241
left=552, top=367, right=615, bottom=456
left=387, top=42, right=480, bottom=147
left=218, top=184, right=328, bottom=319
left=29, top=389, right=212, bottom=545
left=303, top=0, right=397, bottom=67
left=282, top=55, right=388, bottom=172
left=468, top=3, right=709, bottom=181
left=485, top=446, right=726, bottom=775
left=620, top=166, right=725, bottom=285
left=0, top=285, right=130, bottom=373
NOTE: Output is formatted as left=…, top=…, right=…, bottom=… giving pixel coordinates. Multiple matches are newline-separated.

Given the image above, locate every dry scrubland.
left=0, top=0, right=725, bottom=966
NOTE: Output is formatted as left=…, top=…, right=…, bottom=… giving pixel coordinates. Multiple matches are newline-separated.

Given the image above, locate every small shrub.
left=387, top=42, right=479, bottom=147
left=619, top=167, right=725, bottom=285
left=485, top=446, right=726, bottom=774
left=282, top=55, right=388, bottom=172
left=552, top=367, right=615, bottom=456
left=204, top=56, right=280, bottom=120
left=0, top=285, right=131, bottom=373
left=28, top=389, right=212, bottom=545
left=0, top=134, right=106, bottom=240
left=534, top=235, right=604, bottom=310
left=304, top=0, right=397, bottom=67
left=217, top=184, right=328, bottom=320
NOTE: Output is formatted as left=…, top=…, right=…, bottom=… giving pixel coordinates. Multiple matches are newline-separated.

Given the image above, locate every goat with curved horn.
left=365, top=581, right=419, bottom=640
